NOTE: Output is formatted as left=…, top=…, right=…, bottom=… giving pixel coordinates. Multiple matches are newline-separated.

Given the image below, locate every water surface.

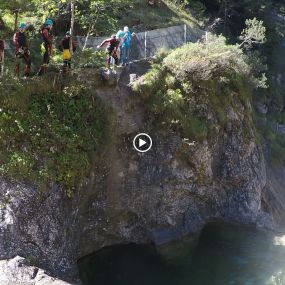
left=78, top=223, right=285, bottom=285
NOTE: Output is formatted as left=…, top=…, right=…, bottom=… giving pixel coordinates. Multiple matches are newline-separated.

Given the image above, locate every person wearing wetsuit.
left=0, top=37, right=4, bottom=75
left=97, top=35, right=120, bottom=68
left=13, top=23, right=31, bottom=77
left=121, top=26, right=132, bottom=66
left=38, top=19, right=53, bottom=75
left=0, top=38, right=4, bottom=62
left=59, top=31, right=77, bottom=71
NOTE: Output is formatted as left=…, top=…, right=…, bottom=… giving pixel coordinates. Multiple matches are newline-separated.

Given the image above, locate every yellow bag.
left=62, top=49, right=72, bottom=60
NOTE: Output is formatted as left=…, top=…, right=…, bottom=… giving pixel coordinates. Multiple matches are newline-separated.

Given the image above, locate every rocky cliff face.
left=0, top=62, right=282, bottom=284
left=0, top=256, right=71, bottom=285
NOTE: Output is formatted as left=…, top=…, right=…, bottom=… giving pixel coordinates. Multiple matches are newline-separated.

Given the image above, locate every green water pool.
left=78, top=223, right=285, bottom=285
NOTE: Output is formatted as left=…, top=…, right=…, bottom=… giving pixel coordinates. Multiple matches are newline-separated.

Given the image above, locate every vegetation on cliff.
left=0, top=0, right=198, bottom=37
left=133, top=34, right=264, bottom=141
left=0, top=0, right=284, bottom=189
left=0, top=76, right=108, bottom=194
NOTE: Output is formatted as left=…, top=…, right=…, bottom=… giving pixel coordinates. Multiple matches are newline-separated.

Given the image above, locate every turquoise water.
left=78, top=223, right=285, bottom=285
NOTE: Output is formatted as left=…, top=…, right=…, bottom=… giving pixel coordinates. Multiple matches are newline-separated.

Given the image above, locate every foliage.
left=196, top=0, right=272, bottom=38
left=239, top=18, right=266, bottom=48
left=0, top=0, right=33, bottom=11
left=74, top=49, right=105, bottom=68
left=164, top=34, right=250, bottom=81
left=76, top=0, right=134, bottom=36
left=0, top=76, right=108, bottom=193
left=0, top=0, right=200, bottom=37
left=169, top=0, right=206, bottom=22
left=133, top=35, right=258, bottom=141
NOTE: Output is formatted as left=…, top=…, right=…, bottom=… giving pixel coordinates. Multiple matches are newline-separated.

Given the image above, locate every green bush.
left=0, top=76, right=108, bottom=193
left=74, top=49, right=106, bottom=69
left=133, top=35, right=256, bottom=141
left=163, top=35, right=250, bottom=83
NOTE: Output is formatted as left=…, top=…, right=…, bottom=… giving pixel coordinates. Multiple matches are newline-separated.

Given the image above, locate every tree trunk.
left=70, top=0, right=75, bottom=55
left=14, top=10, right=19, bottom=33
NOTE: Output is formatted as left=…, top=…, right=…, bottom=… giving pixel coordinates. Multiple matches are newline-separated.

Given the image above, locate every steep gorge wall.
left=0, top=62, right=280, bottom=284
left=257, top=9, right=285, bottom=228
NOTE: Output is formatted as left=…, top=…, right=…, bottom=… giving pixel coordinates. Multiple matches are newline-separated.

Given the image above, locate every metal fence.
left=3, top=24, right=205, bottom=61
left=76, top=24, right=205, bottom=60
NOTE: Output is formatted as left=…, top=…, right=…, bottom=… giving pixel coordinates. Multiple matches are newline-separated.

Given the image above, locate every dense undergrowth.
left=118, top=0, right=201, bottom=31
left=0, top=0, right=200, bottom=37
left=133, top=35, right=259, bottom=141
left=0, top=75, right=108, bottom=195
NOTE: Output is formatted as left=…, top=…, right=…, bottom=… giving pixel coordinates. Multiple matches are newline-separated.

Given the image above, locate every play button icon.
left=139, top=138, right=147, bottom=148
left=133, top=133, right=152, bottom=153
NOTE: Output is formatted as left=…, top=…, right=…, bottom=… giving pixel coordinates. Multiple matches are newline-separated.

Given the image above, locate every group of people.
left=0, top=19, right=76, bottom=77
left=97, top=26, right=134, bottom=69
left=0, top=22, right=135, bottom=77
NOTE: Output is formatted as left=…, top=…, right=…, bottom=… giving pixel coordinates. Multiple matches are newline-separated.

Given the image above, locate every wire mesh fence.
left=76, top=24, right=205, bottom=60
left=2, top=24, right=205, bottom=61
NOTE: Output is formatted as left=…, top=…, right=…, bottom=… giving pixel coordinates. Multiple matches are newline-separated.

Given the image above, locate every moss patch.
left=0, top=75, right=109, bottom=194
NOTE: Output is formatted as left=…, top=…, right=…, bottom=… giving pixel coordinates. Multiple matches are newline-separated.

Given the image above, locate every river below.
left=78, top=223, right=285, bottom=285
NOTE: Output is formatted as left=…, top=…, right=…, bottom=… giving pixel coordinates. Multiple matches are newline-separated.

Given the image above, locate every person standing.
left=38, top=19, right=53, bottom=75
left=13, top=23, right=31, bottom=77
left=0, top=36, right=4, bottom=75
left=121, top=26, right=132, bottom=66
left=59, top=31, right=77, bottom=72
left=97, top=35, right=120, bottom=69
left=116, top=29, right=125, bottom=64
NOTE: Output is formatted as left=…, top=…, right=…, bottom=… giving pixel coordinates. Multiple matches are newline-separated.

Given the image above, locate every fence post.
left=144, top=31, right=147, bottom=59
left=184, top=24, right=187, bottom=44
left=206, top=31, right=208, bottom=55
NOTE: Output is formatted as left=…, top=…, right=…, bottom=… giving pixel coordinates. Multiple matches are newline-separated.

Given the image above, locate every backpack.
left=40, top=27, right=51, bottom=42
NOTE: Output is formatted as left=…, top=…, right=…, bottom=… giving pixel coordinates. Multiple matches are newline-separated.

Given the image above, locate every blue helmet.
left=44, top=19, right=53, bottom=26
left=19, top=23, right=27, bottom=29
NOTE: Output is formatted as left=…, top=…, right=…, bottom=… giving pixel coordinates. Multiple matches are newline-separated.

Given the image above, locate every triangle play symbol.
left=139, top=138, right=147, bottom=148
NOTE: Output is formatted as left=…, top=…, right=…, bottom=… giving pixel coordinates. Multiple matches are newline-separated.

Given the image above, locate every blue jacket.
left=122, top=31, right=132, bottom=48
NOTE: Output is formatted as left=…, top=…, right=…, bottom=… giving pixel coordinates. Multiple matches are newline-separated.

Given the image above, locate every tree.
left=70, top=0, right=75, bottom=55
left=239, top=18, right=266, bottom=48
left=76, top=0, right=133, bottom=49
left=0, top=0, right=32, bottom=11
left=0, top=0, right=33, bottom=32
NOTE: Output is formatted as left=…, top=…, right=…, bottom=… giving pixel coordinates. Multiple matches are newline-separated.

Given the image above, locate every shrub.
left=163, top=35, right=252, bottom=83
left=133, top=35, right=257, bottom=141
left=0, top=76, right=108, bottom=193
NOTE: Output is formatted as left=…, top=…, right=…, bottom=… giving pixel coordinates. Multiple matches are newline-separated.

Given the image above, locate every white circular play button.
left=133, top=133, right=152, bottom=153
